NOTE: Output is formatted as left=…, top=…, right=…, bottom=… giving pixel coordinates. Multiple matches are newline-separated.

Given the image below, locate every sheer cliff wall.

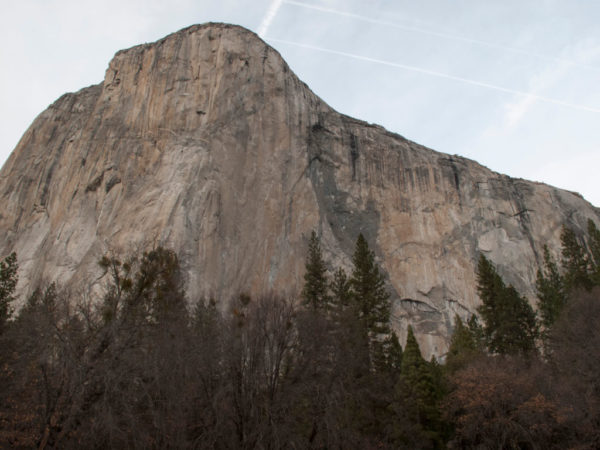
left=1, top=24, right=598, bottom=357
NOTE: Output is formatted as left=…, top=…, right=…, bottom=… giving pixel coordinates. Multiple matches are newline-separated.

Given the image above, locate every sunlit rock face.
left=0, top=23, right=598, bottom=358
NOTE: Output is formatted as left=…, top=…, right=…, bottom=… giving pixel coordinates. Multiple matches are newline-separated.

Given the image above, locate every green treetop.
left=385, top=331, right=403, bottom=374
left=445, top=314, right=481, bottom=373
left=476, top=254, right=538, bottom=355
left=536, top=245, right=566, bottom=329
left=587, top=219, right=600, bottom=286
left=301, top=230, right=330, bottom=310
left=330, top=267, right=351, bottom=310
left=400, top=326, right=443, bottom=439
left=561, top=226, right=593, bottom=292
left=349, top=233, right=390, bottom=335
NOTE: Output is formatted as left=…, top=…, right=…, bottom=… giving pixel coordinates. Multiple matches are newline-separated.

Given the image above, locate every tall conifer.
left=301, top=231, right=330, bottom=310
left=400, top=326, right=442, bottom=441
left=445, top=315, right=480, bottom=372
left=330, top=267, right=351, bottom=310
left=587, top=219, right=600, bottom=285
left=349, top=234, right=390, bottom=335
left=536, top=245, right=566, bottom=329
left=561, top=226, right=593, bottom=292
left=349, top=234, right=391, bottom=370
left=476, top=254, right=538, bottom=355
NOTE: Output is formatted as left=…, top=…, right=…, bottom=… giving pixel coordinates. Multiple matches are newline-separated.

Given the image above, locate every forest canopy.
left=0, top=223, right=599, bottom=449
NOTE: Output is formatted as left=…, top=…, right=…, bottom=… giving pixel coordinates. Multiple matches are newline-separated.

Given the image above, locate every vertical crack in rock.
left=508, top=178, right=541, bottom=267
left=350, top=133, right=359, bottom=182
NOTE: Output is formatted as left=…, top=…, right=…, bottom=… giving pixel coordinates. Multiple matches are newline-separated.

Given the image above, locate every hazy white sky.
left=1, top=0, right=599, bottom=205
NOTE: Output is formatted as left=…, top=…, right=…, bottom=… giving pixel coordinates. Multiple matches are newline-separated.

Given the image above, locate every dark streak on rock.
left=85, top=173, right=104, bottom=193
left=350, top=133, right=358, bottom=182
left=105, top=176, right=121, bottom=193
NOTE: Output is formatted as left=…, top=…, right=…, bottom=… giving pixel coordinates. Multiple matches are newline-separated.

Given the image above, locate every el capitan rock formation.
left=0, top=23, right=598, bottom=357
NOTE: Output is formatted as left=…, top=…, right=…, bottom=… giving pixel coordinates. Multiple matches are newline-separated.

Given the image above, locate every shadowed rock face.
left=0, top=23, right=598, bottom=357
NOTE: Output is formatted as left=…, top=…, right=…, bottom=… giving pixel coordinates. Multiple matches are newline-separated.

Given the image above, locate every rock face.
left=0, top=23, right=598, bottom=357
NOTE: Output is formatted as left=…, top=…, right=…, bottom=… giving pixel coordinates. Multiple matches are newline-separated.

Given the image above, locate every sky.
left=1, top=0, right=599, bottom=205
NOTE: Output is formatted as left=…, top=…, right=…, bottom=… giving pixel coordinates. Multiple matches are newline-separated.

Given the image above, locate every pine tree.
left=330, top=267, right=351, bottom=310
left=466, top=314, right=485, bottom=348
left=349, top=234, right=391, bottom=370
left=385, top=331, right=403, bottom=374
left=400, top=326, right=427, bottom=401
left=561, top=225, right=593, bottom=292
left=476, top=254, right=538, bottom=355
left=536, top=245, right=566, bottom=329
left=0, top=252, right=18, bottom=333
left=399, top=326, right=442, bottom=442
left=301, top=231, right=330, bottom=310
left=587, top=219, right=600, bottom=286
left=349, top=234, right=390, bottom=335
left=445, top=315, right=480, bottom=373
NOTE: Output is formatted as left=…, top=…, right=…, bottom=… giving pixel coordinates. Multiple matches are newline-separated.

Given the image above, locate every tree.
left=126, top=247, right=187, bottom=324
left=445, top=355, right=578, bottom=449
left=546, top=287, right=600, bottom=446
left=466, top=314, right=485, bottom=348
left=98, top=253, right=134, bottom=323
left=561, top=225, right=593, bottom=292
left=445, top=315, right=481, bottom=373
left=587, top=219, right=600, bottom=286
left=536, top=245, right=567, bottom=329
left=349, top=234, right=390, bottom=335
left=398, top=326, right=444, bottom=445
left=330, top=267, right=351, bottom=310
left=0, top=252, right=18, bottom=333
left=476, top=254, right=538, bottom=355
left=301, top=231, right=330, bottom=310
left=385, top=331, right=403, bottom=374
left=349, top=234, right=391, bottom=370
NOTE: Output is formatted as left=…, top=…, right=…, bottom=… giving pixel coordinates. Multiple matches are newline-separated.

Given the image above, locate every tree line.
left=0, top=221, right=598, bottom=448
left=445, top=219, right=600, bottom=448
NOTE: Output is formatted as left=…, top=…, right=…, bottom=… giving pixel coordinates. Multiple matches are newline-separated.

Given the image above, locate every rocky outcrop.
left=0, top=23, right=598, bottom=357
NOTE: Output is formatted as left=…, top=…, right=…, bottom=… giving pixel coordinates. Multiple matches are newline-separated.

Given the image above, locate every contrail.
left=267, top=38, right=600, bottom=114
left=283, top=0, right=600, bottom=73
left=258, top=0, right=284, bottom=38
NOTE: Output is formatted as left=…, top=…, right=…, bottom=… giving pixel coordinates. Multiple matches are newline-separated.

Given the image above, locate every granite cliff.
left=1, top=23, right=598, bottom=357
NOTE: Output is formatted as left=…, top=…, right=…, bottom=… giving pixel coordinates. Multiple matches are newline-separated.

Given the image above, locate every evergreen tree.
left=349, top=234, right=390, bottom=335
left=400, top=326, right=427, bottom=400
left=349, top=234, right=391, bottom=370
left=330, top=267, right=351, bottom=310
left=561, top=225, right=593, bottom=292
left=399, top=326, right=443, bottom=443
left=587, top=219, right=600, bottom=285
left=466, top=314, right=485, bottom=348
left=385, top=331, right=403, bottom=374
left=445, top=315, right=480, bottom=373
left=0, top=252, right=18, bottom=333
left=536, top=245, right=566, bottom=329
left=476, top=254, right=538, bottom=355
left=301, top=231, right=330, bottom=310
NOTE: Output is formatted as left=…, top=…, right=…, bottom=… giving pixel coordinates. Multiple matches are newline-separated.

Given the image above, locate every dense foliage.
left=476, top=254, right=538, bottom=355
left=0, top=221, right=599, bottom=448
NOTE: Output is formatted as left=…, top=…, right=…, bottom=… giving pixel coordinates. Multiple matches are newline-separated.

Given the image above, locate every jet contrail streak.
left=267, top=38, right=600, bottom=114
left=258, top=0, right=284, bottom=38
left=283, top=0, right=600, bottom=73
